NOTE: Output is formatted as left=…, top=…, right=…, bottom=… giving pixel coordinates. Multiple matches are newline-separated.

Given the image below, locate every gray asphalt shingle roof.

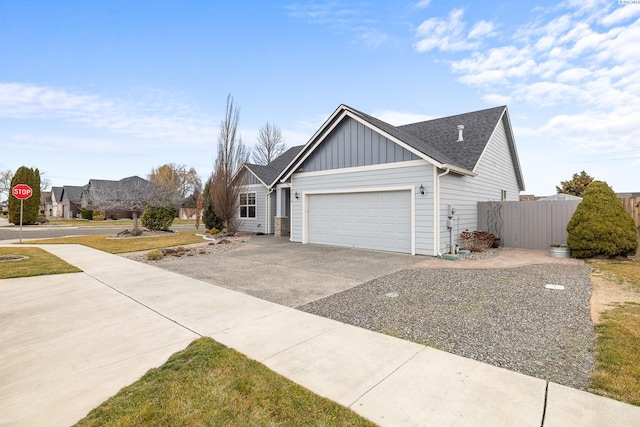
left=62, top=186, right=84, bottom=203
left=245, top=145, right=304, bottom=186
left=346, top=105, right=506, bottom=171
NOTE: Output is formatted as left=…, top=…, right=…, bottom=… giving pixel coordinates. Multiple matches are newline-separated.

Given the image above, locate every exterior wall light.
left=295, top=192, right=299, bottom=199
left=419, top=184, right=425, bottom=196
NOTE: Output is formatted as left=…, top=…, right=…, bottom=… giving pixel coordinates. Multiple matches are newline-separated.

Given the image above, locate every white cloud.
left=0, top=83, right=216, bottom=147
left=414, top=0, right=431, bottom=8
left=468, top=20, right=496, bottom=39
left=415, top=1, right=640, bottom=189
left=373, top=110, right=433, bottom=126
left=285, top=2, right=388, bottom=48
left=482, top=93, right=511, bottom=105
left=414, top=8, right=496, bottom=52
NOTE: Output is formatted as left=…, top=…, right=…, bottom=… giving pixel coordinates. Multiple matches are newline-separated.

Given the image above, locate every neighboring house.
left=60, top=186, right=84, bottom=219
left=81, top=176, right=156, bottom=219
left=51, top=186, right=64, bottom=217
left=239, top=104, right=524, bottom=256
left=41, top=191, right=51, bottom=216
left=238, top=146, right=304, bottom=235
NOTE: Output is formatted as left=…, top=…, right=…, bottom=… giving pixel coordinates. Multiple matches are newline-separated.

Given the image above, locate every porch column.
left=275, top=186, right=290, bottom=237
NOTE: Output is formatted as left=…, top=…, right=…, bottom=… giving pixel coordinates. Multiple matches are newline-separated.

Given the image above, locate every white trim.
left=238, top=165, right=269, bottom=188
left=277, top=105, right=478, bottom=183
left=293, top=159, right=428, bottom=179
left=239, top=190, right=257, bottom=220
left=301, top=185, right=415, bottom=255
left=279, top=109, right=443, bottom=182
left=265, top=192, right=271, bottom=233
left=271, top=105, right=348, bottom=186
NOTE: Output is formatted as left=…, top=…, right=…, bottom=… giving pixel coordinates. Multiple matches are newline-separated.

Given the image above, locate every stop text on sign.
left=12, top=184, right=33, bottom=200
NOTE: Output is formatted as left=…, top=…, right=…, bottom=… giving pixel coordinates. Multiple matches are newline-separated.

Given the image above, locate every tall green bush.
left=567, top=181, right=638, bottom=258
left=141, top=205, right=176, bottom=231
left=8, top=166, right=41, bottom=225
left=202, top=178, right=224, bottom=231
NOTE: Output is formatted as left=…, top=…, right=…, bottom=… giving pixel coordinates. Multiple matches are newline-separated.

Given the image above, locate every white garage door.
left=307, top=190, right=412, bottom=253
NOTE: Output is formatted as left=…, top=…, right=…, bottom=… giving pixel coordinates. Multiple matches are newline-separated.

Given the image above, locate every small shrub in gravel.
left=147, top=249, right=164, bottom=261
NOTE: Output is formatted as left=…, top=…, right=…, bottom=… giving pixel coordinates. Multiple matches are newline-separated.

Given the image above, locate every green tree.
left=567, top=181, right=638, bottom=258
left=556, top=170, right=594, bottom=197
left=202, top=177, right=223, bottom=231
left=9, top=166, right=42, bottom=225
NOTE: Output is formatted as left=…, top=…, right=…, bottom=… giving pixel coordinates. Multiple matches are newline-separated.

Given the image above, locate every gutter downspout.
left=266, top=187, right=275, bottom=234
left=435, top=167, right=451, bottom=256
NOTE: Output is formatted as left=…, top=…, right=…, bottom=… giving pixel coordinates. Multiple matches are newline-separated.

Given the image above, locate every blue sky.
left=2, top=0, right=639, bottom=197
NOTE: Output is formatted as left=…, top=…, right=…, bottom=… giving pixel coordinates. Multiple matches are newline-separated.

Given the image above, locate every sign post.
left=12, top=184, right=33, bottom=243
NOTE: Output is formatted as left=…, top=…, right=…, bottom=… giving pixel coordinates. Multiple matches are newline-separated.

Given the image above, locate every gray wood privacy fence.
left=477, top=201, right=581, bottom=250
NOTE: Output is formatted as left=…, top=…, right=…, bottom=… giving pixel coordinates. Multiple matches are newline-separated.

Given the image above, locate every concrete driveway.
left=3, top=242, right=640, bottom=426
left=153, top=235, right=424, bottom=307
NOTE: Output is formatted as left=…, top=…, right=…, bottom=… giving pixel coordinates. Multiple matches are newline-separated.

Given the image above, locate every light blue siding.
left=237, top=184, right=268, bottom=234
left=290, top=162, right=435, bottom=255
left=246, top=174, right=261, bottom=185
left=302, top=117, right=419, bottom=173
left=438, top=117, right=521, bottom=253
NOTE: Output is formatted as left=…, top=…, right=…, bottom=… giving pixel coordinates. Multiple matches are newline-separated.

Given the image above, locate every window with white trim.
left=239, top=192, right=256, bottom=218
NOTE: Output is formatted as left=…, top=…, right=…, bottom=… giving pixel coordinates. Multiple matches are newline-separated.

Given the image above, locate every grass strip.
left=0, top=247, right=81, bottom=279
left=45, top=219, right=196, bottom=227
left=588, top=258, right=640, bottom=293
left=23, top=231, right=205, bottom=254
left=74, top=337, right=375, bottom=427
left=590, top=303, right=640, bottom=406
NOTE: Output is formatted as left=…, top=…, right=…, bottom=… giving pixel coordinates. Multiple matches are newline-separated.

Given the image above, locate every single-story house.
left=60, top=185, right=84, bottom=219
left=49, top=186, right=64, bottom=218
left=238, top=146, right=304, bottom=235
left=80, top=176, right=156, bottom=219
left=237, top=104, right=525, bottom=256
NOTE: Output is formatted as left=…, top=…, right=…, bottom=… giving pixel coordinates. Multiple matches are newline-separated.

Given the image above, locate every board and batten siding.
left=301, top=117, right=419, bottom=173
left=246, top=174, right=261, bottom=185
left=437, top=117, right=521, bottom=253
left=290, top=161, right=436, bottom=255
left=236, top=184, right=269, bottom=234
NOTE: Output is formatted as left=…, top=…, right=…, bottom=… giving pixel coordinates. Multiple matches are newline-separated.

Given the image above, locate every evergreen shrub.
left=567, top=181, right=638, bottom=258
left=141, top=205, right=176, bottom=231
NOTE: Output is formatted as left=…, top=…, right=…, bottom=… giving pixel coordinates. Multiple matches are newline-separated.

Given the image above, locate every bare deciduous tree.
left=252, top=122, right=286, bottom=165
left=210, top=94, right=249, bottom=233
left=148, top=163, right=202, bottom=202
left=0, top=169, right=13, bottom=201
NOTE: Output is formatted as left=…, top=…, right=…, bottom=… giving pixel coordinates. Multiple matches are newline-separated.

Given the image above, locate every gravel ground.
left=299, top=264, right=595, bottom=391
left=121, top=239, right=247, bottom=263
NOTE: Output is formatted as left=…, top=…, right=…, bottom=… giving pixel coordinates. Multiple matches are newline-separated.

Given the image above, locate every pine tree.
left=567, top=181, right=638, bottom=258
left=556, top=171, right=594, bottom=197
left=9, top=166, right=41, bottom=225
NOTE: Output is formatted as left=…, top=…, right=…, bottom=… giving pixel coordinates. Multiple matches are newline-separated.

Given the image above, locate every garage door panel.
left=307, top=191, right=411, bottom=253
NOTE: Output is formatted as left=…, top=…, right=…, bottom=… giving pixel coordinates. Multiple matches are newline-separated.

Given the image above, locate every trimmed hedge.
left=141, top=205, right=176, bottom=231
left=567, top=181, right=638, bottom=258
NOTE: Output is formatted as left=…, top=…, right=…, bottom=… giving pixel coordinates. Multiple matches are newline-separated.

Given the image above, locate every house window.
left=239, top=192, right=256, bottom=218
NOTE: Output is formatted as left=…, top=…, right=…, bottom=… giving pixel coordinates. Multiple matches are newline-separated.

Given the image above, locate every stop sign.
left=12, top=184, right=33, bottom=200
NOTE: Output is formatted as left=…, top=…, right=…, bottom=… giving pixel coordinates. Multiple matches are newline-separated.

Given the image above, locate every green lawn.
left=587, top=258, right=640, bottom=406
left=0, top=247, right=81, bottom=279
left=23, top=230, right=205, bottom=254
left=74, top=338, right=375, bottom=427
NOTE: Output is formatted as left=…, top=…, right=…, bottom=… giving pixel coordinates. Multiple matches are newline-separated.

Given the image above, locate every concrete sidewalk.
left=1, top=244, right=639, bottom=426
